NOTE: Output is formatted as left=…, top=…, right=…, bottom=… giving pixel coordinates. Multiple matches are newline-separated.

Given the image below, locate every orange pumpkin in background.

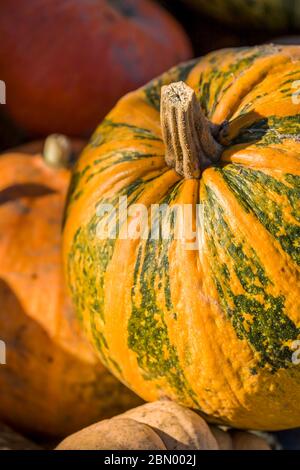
left=0, top=0, right=192, bottom=138
left=0, top=139, right=141, bottom=438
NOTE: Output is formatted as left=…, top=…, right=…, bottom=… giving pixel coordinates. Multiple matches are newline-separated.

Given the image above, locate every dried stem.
left=160, top=81, right=226, bottom=179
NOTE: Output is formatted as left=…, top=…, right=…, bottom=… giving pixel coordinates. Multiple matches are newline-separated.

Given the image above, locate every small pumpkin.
left=63, top=44, right=300, bottom=431
left=0, top=139, right=141, bottom=438
left=182, top=0, right=300, bottom=31
left=0, top=0, right=192, bottom=138
left=56, top=401, right=271, bottom=450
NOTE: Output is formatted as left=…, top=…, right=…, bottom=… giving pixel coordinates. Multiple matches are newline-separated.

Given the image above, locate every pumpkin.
left=0, top=139, right=141, bottom=438
left=56, top=400, right=271, bottom=450
left=57, top=418, right=168, bottom=451
left=63, top=44, right=300, bottom=431
left=0, top=0, right=192, bottom=138
left=182, top=0, right=300, bottom=31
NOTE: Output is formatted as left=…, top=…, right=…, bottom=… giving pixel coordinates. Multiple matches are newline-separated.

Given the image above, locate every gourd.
left=63, top=44, right=300, bottom=431
left=183, top=0, right=300, bottom=31
left=0, top=138, right=141, bottom=437
left=0, top=0, right=192, bottom=137
left=56, top=401, right=270, bottom=450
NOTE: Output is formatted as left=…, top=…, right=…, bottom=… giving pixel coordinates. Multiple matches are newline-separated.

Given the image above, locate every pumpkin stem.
left=43, top=134, right=72, bottom=168
left=160, top=81, right=227, bottom=179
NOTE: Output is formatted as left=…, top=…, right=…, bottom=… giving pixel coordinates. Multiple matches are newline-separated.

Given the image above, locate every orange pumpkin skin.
left=0, top=0, right=192, bottom=138
left=63, top=45, right=300, bottom=431
left=0, top=148, right=141, bottom=438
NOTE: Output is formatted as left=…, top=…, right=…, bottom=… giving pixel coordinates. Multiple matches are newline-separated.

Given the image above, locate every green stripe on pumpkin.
left=221, top=165, right=300, bottom=266
left=203, top=182, right=300, bottom=372
left=67, top=178, right=148, bottom=372
left=90, top=119, right=162, bottom=147
left=197, top=47, right=269, bottom=117
left=128, top=182, right=200, bottom=406
left=231, top=114, right=300, bottom=147
left=66, top=149, right=163, bottom=211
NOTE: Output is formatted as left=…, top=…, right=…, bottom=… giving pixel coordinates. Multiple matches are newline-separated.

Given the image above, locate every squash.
left=56, top=400, right=271, bottom=450
left=182, top=0, right=300, bottom=31
left=57, top=419, right=168, bottom=451
left=0, top=139, right=141, bottom=438
left=63, top=44, right=300, bottom=431
left=56, top=401, right=220, bottom=450
left=0, top=0, right=192, bottom=138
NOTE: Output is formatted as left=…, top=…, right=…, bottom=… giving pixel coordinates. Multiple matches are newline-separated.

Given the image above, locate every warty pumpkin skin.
left=0, top=0, right=192, bottom=138
left=63, top=44, right=300, bottom=431
left=183, top=0, right=300, bottom=31
left=0, top=146, right=141, bottom=438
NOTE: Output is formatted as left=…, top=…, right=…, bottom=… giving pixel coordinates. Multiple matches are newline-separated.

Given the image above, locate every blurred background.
left=0, top=0, right=299, bottom=152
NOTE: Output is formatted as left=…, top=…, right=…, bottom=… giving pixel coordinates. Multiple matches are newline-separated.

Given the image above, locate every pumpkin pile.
left=0, top=0, right=300, bottom=452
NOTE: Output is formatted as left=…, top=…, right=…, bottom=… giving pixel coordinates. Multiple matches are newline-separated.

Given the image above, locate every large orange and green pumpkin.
left=183, top=0, right=300, bottom=31
left=0, top=142, right=141, bottom=437
left=0, top=0, right=192, bottom=138
left=63, top=44, right=300, bottom=431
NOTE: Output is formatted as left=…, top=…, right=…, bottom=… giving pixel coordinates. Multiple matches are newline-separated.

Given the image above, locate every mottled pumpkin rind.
left=63, top=45, right=300, bottom=430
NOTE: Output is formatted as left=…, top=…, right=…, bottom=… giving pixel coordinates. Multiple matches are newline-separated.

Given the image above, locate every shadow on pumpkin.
left=223, top=111, right=275, bottom=150
left=0, top=278, right=141, bottom=439
left=0, top=184, right=56, bottom=205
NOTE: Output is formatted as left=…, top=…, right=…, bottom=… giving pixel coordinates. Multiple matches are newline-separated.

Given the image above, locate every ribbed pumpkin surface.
left=63, top=45, right=300, bottom=430
left=185, top=0, right=300, bottom=31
